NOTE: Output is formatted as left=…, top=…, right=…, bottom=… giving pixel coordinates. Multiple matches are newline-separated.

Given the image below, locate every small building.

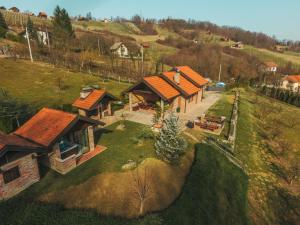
left=0, top=134, right=44, bottom=200
left=261, top=61, right=278, bottom=73
left=275, top=45, right=289, bottom=52
left=281, top=75, right=300, bottom=93
left=14, top=108, right=104, bottom=174
left=110, top=42, right=129, bottom=58
left=72, top=88, right=117, bottom=121
left=231, top=41, right=244, bottom=49
left=102, top=18, right=111, bottom=23
left=174, top=66, right=208, bottom=90
left=9, top=7, right=19, bottom=13
left=38, top=12, right=48, bottom=19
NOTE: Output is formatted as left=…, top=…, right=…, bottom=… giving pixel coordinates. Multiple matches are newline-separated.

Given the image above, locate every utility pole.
left=141, top=44, right=144, bottom=76
left=218, top=64, right=222, bottom=82
left=26, top=27, right=33, bottom=62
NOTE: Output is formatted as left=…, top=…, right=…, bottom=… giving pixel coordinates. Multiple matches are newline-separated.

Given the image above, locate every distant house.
left=38, top=12, right=48, bottom=19
left=261, top=61, right=278, bottom=73
left=110, top=42, right=129, bottom=58
left=26, top=12, right=35, bottom=16
left=9, top=7, right=19, bottom=13
left=102, top=18, right=111, bottom=23
left=281, top=75, right=300, bottom=93
left=73, top=88, right=118, bottom=121
left=231, top=41, right=244, bottom=49
left=275, top=45, right=289, bottom=52
left=0, top=133, right=44, bottom=200
left=14, top=108, right=104, bottom=174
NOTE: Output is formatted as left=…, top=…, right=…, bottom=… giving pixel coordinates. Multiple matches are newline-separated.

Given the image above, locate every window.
left=3, top=166, right=20, bottom=184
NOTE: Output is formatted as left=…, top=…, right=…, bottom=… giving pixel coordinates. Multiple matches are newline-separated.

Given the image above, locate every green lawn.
left=0, top=140, right=249, bottom=225
left=0, top=59, right=131, bottom=109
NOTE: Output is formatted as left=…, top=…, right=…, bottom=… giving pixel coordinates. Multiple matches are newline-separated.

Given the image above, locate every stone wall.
left=0, top=153, right=40, bottom=200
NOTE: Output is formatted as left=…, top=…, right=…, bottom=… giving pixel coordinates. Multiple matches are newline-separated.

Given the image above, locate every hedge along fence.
left=260, top=86, right=300, bottom=107
left=228, top=90, right=240, bottom=149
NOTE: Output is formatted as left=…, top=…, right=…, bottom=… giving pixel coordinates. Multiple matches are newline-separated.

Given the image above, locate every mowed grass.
left=207, top=91, right=235, bottom=138
left=0, top=59, right=131, bottom=108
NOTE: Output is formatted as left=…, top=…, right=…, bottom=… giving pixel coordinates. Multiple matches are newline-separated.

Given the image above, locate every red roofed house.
left=14, top=108, right=104, bottom=175
left=281, top=75, right=300, bottom=93
left=73, top=88, right=117, bottom=121
left=38, top=12, right=48, bottom=19
left=126, top=76, right=180, bottom=113
left=0, top=134, right=44, bottom=200
left=125, top=66, right=208, bottom=114
left=261, top=61, right=278, bottom=73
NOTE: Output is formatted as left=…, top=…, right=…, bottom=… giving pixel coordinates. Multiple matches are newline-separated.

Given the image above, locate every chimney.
left=174, top=72, right=180, bottom=84
left=80, top=87, right=93, bottom=99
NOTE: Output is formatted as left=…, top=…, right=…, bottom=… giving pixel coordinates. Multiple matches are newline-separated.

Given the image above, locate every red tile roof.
left=14, top=108, right=77, bottom=147
left=143, top=76, right=180, bottom=100
left=0, top=133, right=41, bottom=152
left=176, top=66, right=208, bottom=87
left=73, top=90, right=107, bottom=110
left=264, top=61, right=278, bottom=68
left=162, top=71, right=200, bottom=96
left=285, top=75, right=300, bottom=83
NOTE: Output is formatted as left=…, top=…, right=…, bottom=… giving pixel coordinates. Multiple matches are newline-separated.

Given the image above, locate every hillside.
left=0, top=58, right=131, bottom=108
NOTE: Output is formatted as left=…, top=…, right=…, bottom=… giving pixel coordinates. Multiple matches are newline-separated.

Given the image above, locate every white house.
left=281, top=75, right=300, bottom=93
left=110, top=42, right=129, bottom=58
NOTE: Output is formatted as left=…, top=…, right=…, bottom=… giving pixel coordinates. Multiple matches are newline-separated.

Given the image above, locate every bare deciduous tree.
left=131, top=167, right=152, bottom=216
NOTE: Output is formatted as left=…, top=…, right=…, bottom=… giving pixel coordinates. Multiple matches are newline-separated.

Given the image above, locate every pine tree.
left=0, top=11, right=8, bottom=38
left=52, top=5, right=74, bottom=48
left=154, top=112, right=187, bottom=164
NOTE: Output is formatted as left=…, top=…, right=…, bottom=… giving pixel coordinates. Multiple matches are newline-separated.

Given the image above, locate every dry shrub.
left=40, top=150, right=195, bottom=218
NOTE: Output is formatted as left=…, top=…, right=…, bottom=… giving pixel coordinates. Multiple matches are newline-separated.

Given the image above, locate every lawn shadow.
left=94, top=128, right=114, bottom=143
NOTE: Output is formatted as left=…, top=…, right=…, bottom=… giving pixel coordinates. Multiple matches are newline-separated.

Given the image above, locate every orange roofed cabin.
left=72, top=88, right=118, bottom=121
left=14, top=108, right=104, bottom=174
left=126, top=76, right=181, bottom=113
left=126, top=66, right=208, bottom=114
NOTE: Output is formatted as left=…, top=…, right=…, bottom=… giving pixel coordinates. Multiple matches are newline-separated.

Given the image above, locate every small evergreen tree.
left=0, top=11, right=8, bottom=38
left=26, top=17, right=38, bottom=41
left=154, top=112, right=187, bottom=164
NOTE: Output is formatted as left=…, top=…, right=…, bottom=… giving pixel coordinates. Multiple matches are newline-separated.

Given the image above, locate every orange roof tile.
left=285, top=75, right=300, bottom=83
left=264, top=61, right=278, bottom=68
left=162, top=71, right=200, bottom=96
left=14, top=108, right=77, bottom=147
left=72, top=90, right=107, bottom=110
left=143, top=76, right=180, bottom=100
left=176, top=66, right=208, bottom=87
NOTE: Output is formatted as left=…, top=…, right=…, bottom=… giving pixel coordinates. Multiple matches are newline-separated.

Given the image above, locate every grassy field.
left=0, top=59, right=131, bottom=108
left=243, top=45, right=300, bottom=67
left=234, top=89, right=300, bottom=225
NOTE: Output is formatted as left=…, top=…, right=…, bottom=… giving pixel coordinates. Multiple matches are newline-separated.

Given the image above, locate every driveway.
left=116, top=91, right=222, bottom=126
left=178, top=91, right=221, bottom=125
